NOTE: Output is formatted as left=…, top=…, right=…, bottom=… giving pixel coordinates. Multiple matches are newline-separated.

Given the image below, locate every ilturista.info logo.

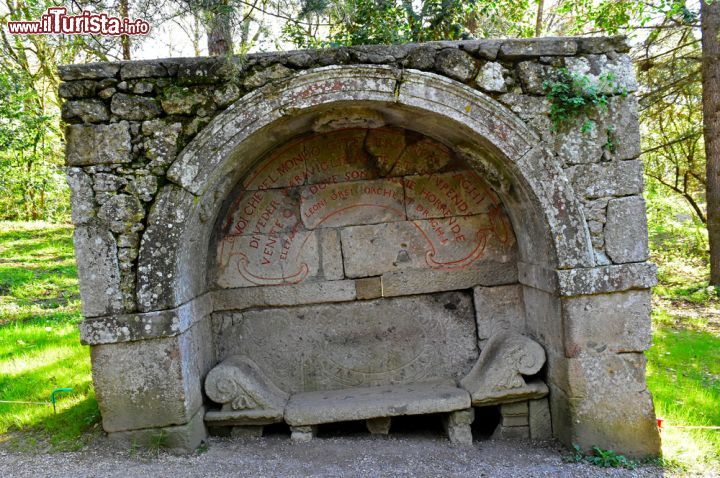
left=7, top=7, right=150, bottom=36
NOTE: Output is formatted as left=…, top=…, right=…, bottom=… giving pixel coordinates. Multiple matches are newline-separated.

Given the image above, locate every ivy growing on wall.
left=543, top=68, right=627, bottom=133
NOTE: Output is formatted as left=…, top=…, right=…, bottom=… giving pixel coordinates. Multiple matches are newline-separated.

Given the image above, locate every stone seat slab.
left=284, top=381, right=471, bottom=427
left=204, top=409, right=284, bottom=426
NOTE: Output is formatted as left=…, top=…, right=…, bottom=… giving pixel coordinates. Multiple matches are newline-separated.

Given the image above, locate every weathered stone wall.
left=61, top=36, right=660, bottom=456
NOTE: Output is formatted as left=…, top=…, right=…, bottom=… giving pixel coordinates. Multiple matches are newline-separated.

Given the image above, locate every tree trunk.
left=702, top=0, right=720, bottom=286
left=119, top=0, right=131, bottom=60
left=535, top=0, right=545, bottom=37
left=207, top=1, right=233, bottom=55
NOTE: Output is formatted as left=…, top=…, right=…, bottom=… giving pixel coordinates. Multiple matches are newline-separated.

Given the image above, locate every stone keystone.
left=460, top=332, right=548, bottom=406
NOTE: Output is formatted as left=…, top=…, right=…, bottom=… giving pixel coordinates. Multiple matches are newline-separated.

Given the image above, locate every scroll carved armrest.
left=205, top=355, right=289, bottom=414
left=460, top=331, right=548, bottom=406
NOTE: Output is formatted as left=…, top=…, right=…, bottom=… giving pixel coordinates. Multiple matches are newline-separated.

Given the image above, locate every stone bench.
left=285, top=381, right=471, bottom=441
left=204, top=331, right=549, bottom=444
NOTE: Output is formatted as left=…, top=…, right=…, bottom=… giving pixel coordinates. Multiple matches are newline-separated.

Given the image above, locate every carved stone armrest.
left=204, top=355, right=289, bottom=425
left=460, top=331, right=548, bottom=406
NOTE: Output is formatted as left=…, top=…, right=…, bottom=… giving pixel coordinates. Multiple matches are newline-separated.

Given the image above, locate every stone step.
left=284, top=381, right=471, bottom=427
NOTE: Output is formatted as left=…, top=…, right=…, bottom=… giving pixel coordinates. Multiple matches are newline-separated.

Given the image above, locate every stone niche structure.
left=61, top=36, right=661, bottom=456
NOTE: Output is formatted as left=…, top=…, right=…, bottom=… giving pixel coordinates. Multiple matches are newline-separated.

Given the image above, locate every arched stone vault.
left=61, top=38, right=661, bottom=456
left=139, top=66, right=594, bottom=312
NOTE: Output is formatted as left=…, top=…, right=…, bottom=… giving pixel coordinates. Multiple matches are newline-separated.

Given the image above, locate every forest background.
left=0, top=0, right=719, bottom=473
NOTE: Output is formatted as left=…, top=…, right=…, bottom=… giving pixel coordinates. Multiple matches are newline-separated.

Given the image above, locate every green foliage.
left=542, top=68, right=625, bottom=132
left=0, top=222, right=97, bottom=451
left=148, top=430, right=169, bottom=455
left=283, top=0, right=498, bottom=48
left=564, top=444, right=638, bottom=469
left=0, top=70, right=69, bottom=221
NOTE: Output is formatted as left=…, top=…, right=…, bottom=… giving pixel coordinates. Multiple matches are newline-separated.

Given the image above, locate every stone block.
left=502, top=415, right=529, bottom=427
left=224, top=188, right=302, bottom=236
left=443, top=408, right=474, bottom=445
left=404, top=171, right=500, bottom=220
left=73, top=226, right=123, bottom=317
left=143, top=120, right=182, bottom=174
left=285, top=381, right=471, bottom=426
left=517, top=61, right=550, bottom=95
left=65, top=123, right=131, bottom=166
left=365, top=127, right=406, bottom=175
left=461, top=40, right=502, bottom=60
left=381, top=263, right=517, bottom=298
left=434, top=49, right=476, bottom=82
left=569, top=160, right=643, bottom=199
left=300, top=178, right=405, bottom=229
left=319, top=228, right=344, bottom=280
left=554, top=118, right=606, bottom=165
left=556, top=263, right=657, bottom=297
left=605, top=196, right=649, bottom=263
left=303, top=129, right=373, bottom=183
left=213, top=280, right=356, bottom=311
left=290, top=426, right=317, bottom=442
left=107, top=406, right=206, bottom=455
left=59, top=80, right=97, bottom=99
left=529, top=398, right=552, bottom=440
left=523, top=286, right=565, bottom=354
left=79, top=293, right=212, bottom=345
left=61, top=99, right=109, bottom=123
left=120, top=61, right=168, bottom=80
left=111, top=93, right=162, bottom=120
left=137, top=186, right=198, bottom=312
left=341, top=215, right=515, bottom=279
left=392, top=138, right=453, bottom=176
left=475, top=62, right=507, bottom=93
left=214, top=292, right=478, bottom=393
left=568, top=388, right=660, bottom=458
left=243, top=64, right=293, bottom=89
left=473, top=284, right=525, bottom=345
left=66, top=168, right=95, bottom=224
left=59, top=62, right=120, bottom=80
left=500, top=401, right=528, bottom=416
left=355, top=277, right=382, bottom=300
left=576, top=36, right=630, bottom=54
left=606, top=95, right=641, bottom=160
left=97, top=194, right=145, bottom=234
left=91, top=323, right=211, bottom=432
left=499, top=38, right=577, bottom=59
left=366, top=417, right=392, bottom=435
left=565, top=352, right=649, bottom=399
left=160, top=86, right=208, bottom=115
left=562, top=290, right=652, bottom=357
left=215, top=230, right=320, bottom=288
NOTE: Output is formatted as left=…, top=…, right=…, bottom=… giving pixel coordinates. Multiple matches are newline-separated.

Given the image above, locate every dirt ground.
left=0, top=431, right=679, bottom=478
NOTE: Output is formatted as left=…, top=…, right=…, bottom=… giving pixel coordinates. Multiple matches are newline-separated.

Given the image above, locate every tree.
left=701, top=0, right=720, bottom=285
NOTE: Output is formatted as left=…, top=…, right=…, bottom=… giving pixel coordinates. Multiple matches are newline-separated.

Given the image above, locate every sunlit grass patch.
left=646, top=326, right=720, bottom=473
left=0, top=221, right=98, bottom=451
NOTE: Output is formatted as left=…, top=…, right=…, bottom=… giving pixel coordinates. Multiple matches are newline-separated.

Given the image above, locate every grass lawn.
left=0, top=220, right=718, bottom=473
left=0, top=221, right=99, bottom=451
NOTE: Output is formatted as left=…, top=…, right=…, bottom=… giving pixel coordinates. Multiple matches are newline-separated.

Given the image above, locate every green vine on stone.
left=543, top=68, right=627, bottom=133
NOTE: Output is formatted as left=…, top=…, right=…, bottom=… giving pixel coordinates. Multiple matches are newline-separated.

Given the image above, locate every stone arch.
left=137, top=65, right=594, bottom=313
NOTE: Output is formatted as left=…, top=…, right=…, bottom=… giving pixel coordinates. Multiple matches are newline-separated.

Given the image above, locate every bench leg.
left=366, top=417, right=392, bottom=435
left=290, top=425, right=317, bottom=442
left=443, top=408, right=474, bottom=445
left=492, top=401, right=530, bottom=440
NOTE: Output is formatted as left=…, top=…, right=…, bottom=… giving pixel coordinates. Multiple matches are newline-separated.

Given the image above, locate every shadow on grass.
left=2, top=395, right=101, bottom=452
